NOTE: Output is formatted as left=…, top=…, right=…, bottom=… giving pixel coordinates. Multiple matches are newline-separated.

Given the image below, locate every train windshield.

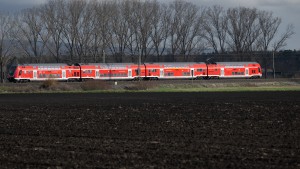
left=8, top=66, right=17, bottom=76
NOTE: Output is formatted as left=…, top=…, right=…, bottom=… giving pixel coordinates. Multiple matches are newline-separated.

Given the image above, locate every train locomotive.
left=7, top=62, right=262, bottom=82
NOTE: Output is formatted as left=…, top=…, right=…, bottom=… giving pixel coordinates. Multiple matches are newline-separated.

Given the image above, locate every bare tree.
left=108, top=0, right=131, bottom=62
left=92, top=0, right=114, bottom=62
left=178, top=4, right=205, bottom=61
left=204, top=5, right=228, bottom=54
left=142, top=0, right=161, bottom=60
left=151, top=3, right=170, bottom=62
left=257, top=10, right=294, bottom=78
left=272, top=24, right=295, bottom=52
left=126, top=1, right=139, bottom=62
left=41, top=0, right=65, bottom=62
left=167, top=1, right=205, bottom=61
left=75, top=1, right=94, bottom=62
left=12, top=7, right=48, bottom=62
left=62, top=0, right=86, bottom=62
left=0, top=12, right=13, bottom=82
left=1, top=0, right=296, bottom=66
left=226, top=7, right=259, bottom=57
left=167, top=1, right=184, bottom=61
left=129, top=0, right=157, bottom=62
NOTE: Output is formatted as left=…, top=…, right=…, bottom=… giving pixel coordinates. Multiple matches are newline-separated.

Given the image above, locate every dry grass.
left=40, top=79, right=58, bottom=90
left=80, top=80, right=112, bottom=91
left=124, top=81, right=157, bottom=91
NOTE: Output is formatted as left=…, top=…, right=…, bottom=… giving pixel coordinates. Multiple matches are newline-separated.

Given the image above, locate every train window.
left=165, top=72, right=174, bottom=76
left=197, top=69, right=203, bottom=72
left=232, top=72, right=244, bottom=75
left=258, top=68, right=261, bottom=72
left=84, top=70, right=92, bottom=74
left=19, top=70, right=22, bottom=76
left=183, top=72, right=190, bottom=76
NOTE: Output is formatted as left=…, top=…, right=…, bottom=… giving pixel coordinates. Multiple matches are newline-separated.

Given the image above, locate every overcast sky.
left=0, top=0, right=299, bottom=50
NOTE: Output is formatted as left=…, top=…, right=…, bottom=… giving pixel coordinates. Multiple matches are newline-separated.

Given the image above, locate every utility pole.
left=138, top=49, right=141, bottom=80
left=272, top=51, right=275, bottom=79
left=102, top=49, right=105, bottom=63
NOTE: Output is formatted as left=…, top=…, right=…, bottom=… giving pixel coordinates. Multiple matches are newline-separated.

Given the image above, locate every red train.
left=7, top=62, right=262, bottom=82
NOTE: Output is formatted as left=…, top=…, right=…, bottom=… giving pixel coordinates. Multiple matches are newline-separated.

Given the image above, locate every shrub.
left=80, top=80, right=111, bottom=91
left=40, top=79, right=58, bottom=90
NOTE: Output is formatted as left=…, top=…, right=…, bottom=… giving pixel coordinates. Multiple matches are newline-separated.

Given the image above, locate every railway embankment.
left=0, top=78, right=300, bottom=93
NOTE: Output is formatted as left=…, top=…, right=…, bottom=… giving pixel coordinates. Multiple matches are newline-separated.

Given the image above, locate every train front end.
left=7, top=65, right=18, bottom=82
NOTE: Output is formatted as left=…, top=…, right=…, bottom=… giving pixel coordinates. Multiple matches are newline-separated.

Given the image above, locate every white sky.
left=0, top=0, right=299, bottom=50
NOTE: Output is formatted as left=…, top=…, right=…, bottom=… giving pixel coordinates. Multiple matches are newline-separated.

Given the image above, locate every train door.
left=96, top=70, right=99, bottom=79
left=62, top=70, right=66, bottom=79
left=221, top=68, right=224, bottom=77
left=191, top=69, right=194, bottom=78
left=33, top=70, right=37, bottom=80
left=128, top=69, right=132, bottom=78
left=160, top=69, right=164, bottom=78
left=245, top=68, right=249, bottom=76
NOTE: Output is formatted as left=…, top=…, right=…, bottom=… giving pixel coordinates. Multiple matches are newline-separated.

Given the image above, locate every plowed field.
left=0, top=92, right=299, bottom=168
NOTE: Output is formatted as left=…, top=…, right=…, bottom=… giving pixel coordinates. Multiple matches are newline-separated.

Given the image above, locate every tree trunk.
left=0, top=61, right=3, bottom=83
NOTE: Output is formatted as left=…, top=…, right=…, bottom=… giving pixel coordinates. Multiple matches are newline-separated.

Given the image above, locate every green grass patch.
left=146, top=86, right=300, bottom=92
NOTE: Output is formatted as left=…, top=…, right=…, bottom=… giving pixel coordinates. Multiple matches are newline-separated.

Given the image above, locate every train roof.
left=17, top=63, right=69, bottom=66
left=83, top=63, right=135, bottom=66
left=82, top=62, right=207, bottom=68
left=81, top=63, right=135, bottom=69
left=215, top=62, right=259, bottom=65
left=146, top=62, right=205, bottom=65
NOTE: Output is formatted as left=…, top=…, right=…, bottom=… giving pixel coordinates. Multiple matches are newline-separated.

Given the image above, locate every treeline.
left=0, top=0, right=295, bottom=66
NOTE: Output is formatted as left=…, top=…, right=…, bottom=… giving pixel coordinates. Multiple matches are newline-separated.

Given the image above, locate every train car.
left=148, top=62, right=207, bottom=80
left=191, top=62, right=208, bottom=79
left=83, top=63, right=137, bottom=80
left=143, top=63, right=161, bottom=80
left=206, top=63, right=221, bottom=79
left=76, top=63, right=146, bottom=80
left=7, top=63, right=75, bottom=82
left=206, top=62, right=262, bottom=79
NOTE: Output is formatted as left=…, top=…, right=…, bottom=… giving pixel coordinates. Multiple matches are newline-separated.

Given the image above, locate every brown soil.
left=0, top=92, right=299, bottom=168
